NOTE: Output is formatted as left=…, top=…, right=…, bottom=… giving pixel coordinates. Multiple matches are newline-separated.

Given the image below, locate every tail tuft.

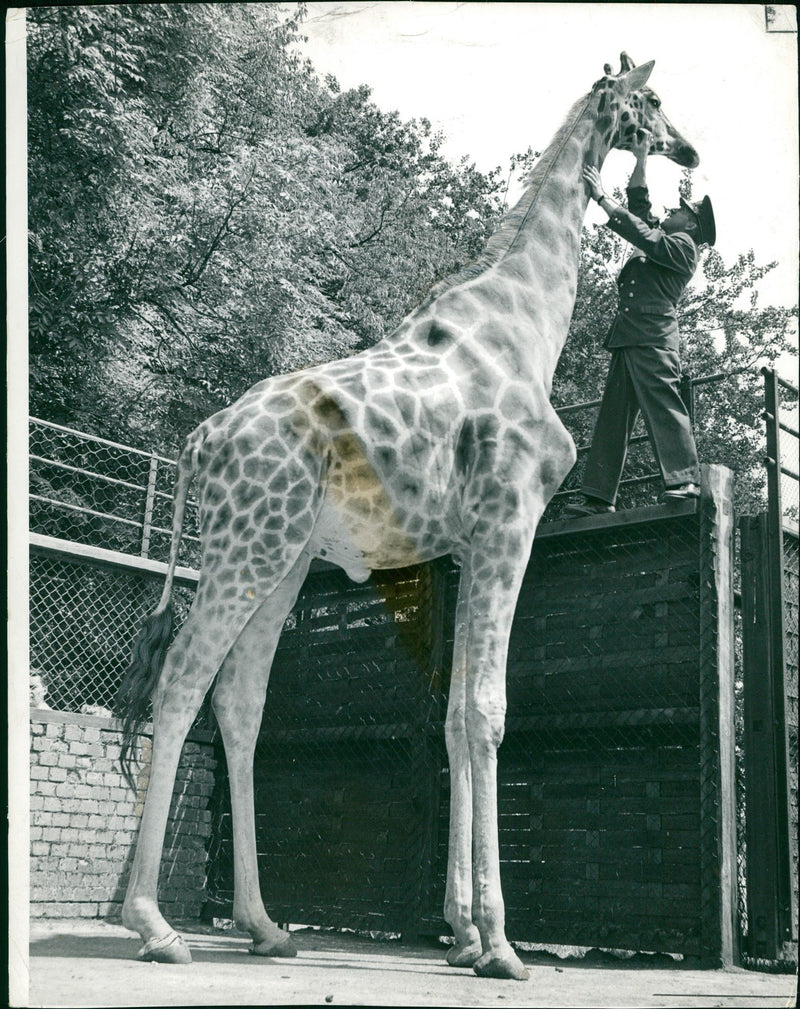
left=115, top=606, right=174, bottom=791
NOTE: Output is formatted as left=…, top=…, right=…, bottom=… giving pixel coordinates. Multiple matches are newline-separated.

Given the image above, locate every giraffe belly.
left=309, top=499, right=373, bottom=582
left=308, top=496, right=444, bottom=582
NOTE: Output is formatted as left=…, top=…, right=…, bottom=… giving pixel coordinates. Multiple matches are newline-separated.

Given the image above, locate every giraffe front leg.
left=443, top=569, right=482, bottom=968
left=464, top=558, right=530, bottom=981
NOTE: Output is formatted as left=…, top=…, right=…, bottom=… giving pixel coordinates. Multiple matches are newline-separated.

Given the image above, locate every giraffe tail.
left=115, top=430, right=203, bottom=791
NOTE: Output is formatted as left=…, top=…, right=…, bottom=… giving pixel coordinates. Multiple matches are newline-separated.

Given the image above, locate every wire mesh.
left=29, top=550, right=197, bottom=715
left=783, top=531, right=798, bottom=941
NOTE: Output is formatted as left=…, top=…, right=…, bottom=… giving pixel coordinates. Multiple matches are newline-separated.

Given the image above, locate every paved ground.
left=24, top=920, right=797, bottom=1008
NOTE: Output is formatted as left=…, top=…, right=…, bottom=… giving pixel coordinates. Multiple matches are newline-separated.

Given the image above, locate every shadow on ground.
left=29, top=922, right=697, bottom=972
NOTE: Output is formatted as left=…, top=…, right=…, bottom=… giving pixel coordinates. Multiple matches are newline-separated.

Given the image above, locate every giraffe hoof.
left=473, top=949, right=529, bottom=981
left=137, top=931, right=192, bottom=964
left=446, top=940, right=482, bottom=968
left=250, top=935, right=298, bottom=958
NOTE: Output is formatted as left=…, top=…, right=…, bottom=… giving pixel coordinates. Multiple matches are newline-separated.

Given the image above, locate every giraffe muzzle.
left=672, top=143, right=699, bottom=169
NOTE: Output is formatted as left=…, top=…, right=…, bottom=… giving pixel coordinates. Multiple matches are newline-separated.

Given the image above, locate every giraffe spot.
left=347, top=496, right=372, bottom=519
left=232, top=515, right=250, bottom=536
left=539, top=457, right=562, bottom=491
left=400, top=478, right=421, bottom=499
left=475, top=413, right=500, bottom=444
left=268, top=470, right=289, bottom=495
left=253, top=502, right=272, bottom=526
left=426, top=322, right=452, bottom=348
left=455, top=419, right=476, bottom=476
left=232, top=480, right=262, bottom=512
left=596, top=114, right=611, bottom=134
left=313, top=393, right=350, bottom=433
left=224, top=459, right=241, bottom=484
left=394, top=389, right=418, bottom=425
left=365, top=407, right=398, bottom=442
left=376, top=446, right=398, bottom=471
left=204, top=482, right=227, bottom=508
left=286, top=523, right=310, bottom=545
left=210, top=503, right=233, bottom=533
left=498, top=387, right=530, bottom=424
left=207, top=439, right=235, bottom=477
left=243, top=457, right=268, bottom=480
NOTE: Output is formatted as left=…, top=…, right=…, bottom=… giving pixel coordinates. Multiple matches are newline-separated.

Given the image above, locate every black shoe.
left=563, top=499, right=616, bottom=518
left=659, top=483, right=700, bottom=502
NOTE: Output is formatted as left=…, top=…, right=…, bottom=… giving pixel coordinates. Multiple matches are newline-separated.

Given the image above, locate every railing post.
left=680, top=372, right=696, bottom=425
left=760, top=367, right=794, bottom=947
left=140, top=454, right=159, bottom=558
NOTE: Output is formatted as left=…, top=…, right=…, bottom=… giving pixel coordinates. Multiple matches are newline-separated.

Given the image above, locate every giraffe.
left=116, top=54, right=699, bottom=980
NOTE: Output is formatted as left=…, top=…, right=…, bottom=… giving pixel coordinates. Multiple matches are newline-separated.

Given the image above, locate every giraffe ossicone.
left=115, top=53, right=699, bottom=980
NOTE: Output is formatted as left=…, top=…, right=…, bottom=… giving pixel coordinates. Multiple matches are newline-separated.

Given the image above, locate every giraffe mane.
left=417, top=90, right=597, bottom=310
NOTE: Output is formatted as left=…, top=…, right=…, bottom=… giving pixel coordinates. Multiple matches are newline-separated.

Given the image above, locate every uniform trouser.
left=581, top=345, right=700, bottom=505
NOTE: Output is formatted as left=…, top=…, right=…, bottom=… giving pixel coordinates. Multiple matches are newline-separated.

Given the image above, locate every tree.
left=27, top=3, right=505, bottom=454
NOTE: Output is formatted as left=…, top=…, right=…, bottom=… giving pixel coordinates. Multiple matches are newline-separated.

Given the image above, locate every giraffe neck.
left=489, top=89, right=612, bottom=381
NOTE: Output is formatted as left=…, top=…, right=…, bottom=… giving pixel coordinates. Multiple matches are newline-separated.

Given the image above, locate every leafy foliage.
left=28, top=3, right=504, bottom=450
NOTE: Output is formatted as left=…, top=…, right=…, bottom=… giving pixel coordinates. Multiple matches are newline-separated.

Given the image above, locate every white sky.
left=295, top=2, right=799, bottom=313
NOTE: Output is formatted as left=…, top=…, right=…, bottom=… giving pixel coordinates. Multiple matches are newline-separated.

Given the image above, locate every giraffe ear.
left=618, top=60, right=654, bottom=93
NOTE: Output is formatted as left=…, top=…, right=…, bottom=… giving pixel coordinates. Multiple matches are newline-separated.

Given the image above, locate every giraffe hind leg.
left=121, top=552, right=314, bottom=961
left=210, top=552, right=313, bottom=957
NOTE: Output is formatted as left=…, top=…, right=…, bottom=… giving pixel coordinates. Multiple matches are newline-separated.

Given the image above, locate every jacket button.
left=628, top=293, right=634, bottom=298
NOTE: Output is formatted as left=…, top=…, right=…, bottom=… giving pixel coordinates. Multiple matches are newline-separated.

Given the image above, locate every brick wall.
left=30, top=709, right=217, bottom=920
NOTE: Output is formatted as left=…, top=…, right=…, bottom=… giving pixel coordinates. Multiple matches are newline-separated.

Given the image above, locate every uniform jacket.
left=603, top=185, right=698, bottom=351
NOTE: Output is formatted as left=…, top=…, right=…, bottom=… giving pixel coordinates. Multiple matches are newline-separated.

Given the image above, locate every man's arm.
left=628, top=130, right=649, bottom=189
left=626, top=130, right=659, bottom=225
left=582, top=151, right=697, bottom=277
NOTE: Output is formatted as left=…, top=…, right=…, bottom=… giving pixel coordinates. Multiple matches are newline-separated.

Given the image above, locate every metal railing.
left=548, top=372, right=729, bottom=516
left=29, top=418, right=200, bottom=567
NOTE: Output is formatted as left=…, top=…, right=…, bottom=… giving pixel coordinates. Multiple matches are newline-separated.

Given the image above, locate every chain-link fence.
left=28, top=548, right=198, bottom=715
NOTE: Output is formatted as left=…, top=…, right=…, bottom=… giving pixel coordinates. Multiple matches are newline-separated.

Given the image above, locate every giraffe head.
left=593, top=52, right=699, bottom=168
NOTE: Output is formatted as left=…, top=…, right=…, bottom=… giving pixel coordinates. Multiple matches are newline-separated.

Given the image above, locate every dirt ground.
left=22, top=920, right=797, bottom=1008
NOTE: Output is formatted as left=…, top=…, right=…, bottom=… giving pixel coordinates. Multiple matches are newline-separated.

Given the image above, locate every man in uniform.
left=565, top=129, right=716, bottom=517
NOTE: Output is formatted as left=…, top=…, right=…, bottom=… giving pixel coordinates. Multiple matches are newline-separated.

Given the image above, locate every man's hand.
left=583, top=165, right=605, bottom=201
left=631, top=128, right=652, bottom=163
left=629, top=128, right=651, bottom=188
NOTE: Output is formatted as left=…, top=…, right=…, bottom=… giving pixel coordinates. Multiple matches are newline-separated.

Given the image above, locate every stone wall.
left=30, top=709, right=217, bottom=920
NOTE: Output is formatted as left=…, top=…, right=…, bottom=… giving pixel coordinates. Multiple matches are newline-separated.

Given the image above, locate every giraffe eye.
left=649, top=97, right=661, bottom=109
